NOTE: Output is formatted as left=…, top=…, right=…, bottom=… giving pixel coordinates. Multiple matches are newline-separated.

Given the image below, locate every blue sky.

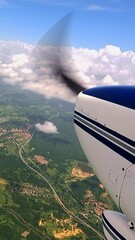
left=0, top=0, right=135, bottom=50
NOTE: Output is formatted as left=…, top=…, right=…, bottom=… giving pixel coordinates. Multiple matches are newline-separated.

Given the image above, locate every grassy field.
left=0, top=81, right=116, bottom=240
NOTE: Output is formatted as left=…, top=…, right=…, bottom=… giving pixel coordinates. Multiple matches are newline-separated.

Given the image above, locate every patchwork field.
left=0, top=81, right=117, bottom=240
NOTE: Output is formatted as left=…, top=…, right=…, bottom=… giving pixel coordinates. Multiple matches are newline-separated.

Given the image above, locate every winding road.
left=12, top=99, right=104, bottom=239
left=18, top=129, right=105, bottom=240
left=1, top=207, right=46, bottom=239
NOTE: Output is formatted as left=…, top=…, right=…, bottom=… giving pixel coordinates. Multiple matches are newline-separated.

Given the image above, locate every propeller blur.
left=33, top=14, right=135, bottom=240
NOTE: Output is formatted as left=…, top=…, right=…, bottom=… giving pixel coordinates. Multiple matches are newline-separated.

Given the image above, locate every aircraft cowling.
left=74, top=86, right=135, bottom=224
left=102, top=210, right=135, bottom=240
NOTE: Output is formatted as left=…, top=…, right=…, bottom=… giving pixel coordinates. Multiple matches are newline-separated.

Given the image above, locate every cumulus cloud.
left=0, top=40, right=135, bottom=102
left=35, top=121, right=59, bottom=134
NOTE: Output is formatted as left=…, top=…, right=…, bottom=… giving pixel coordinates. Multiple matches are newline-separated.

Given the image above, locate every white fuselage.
left=74, top=90, right=135, bottom=224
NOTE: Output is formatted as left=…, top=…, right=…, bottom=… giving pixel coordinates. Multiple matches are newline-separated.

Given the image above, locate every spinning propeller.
left=32, top=13, right=135, bottom=240
left=32, top=13, right=85, bottom=96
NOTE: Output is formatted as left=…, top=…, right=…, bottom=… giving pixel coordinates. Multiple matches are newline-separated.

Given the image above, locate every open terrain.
left=0, top=81, right=117, bottom=240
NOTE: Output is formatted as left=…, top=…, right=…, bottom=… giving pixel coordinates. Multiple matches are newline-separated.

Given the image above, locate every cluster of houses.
left=85, top=189, right=109, bottom=216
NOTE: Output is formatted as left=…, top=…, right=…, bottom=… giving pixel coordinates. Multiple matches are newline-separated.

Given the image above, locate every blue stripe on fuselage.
left=74, top=111, right=135, bottom=164
left=74, top=119, right=135, bottom=164
left=74, top=111, right=134, bottom=147
left=102, top=213, right=126, bottom=240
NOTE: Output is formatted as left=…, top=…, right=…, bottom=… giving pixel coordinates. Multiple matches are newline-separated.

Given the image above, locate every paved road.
left=18, top=132, right=105, bottom=240
left=0, top=207, right=49, bottom=239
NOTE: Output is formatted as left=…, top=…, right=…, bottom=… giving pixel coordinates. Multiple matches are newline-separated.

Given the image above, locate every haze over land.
left=0, top=1, right=135, bottom=239
left=0, top=82, right=118, bottom=239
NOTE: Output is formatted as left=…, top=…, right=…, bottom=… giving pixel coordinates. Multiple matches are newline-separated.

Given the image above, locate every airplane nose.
left=82, top=85, right=135, bottom=110
left=74, top=86, right=135, bottom=212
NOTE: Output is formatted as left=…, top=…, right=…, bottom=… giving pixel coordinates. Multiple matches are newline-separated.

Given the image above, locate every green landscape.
left=0, top=81, right=117, bottom=240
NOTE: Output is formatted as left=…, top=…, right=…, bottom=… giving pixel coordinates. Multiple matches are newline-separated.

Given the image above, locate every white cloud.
left=12, top=54, right=29, bottom=67
left=99, top=45, right=121, bottom=56
left=86, top=4, right=118, bottom=12
left=102, top=74, right=119, bottom=85
left=35, top=121, right=59, bottom=134
left=0, top=40, right=135, bottom=102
